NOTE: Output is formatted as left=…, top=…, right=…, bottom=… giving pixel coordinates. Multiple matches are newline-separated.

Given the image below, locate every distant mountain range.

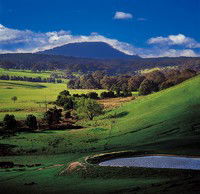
left=38, top=42, right=140, bottom=59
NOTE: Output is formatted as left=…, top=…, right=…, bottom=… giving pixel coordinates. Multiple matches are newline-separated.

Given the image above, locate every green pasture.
left=0, top=80, right=105, bottom=121
left=0, top=75, right=200, bottom=193
left=0, top=68, right=56, bottom=78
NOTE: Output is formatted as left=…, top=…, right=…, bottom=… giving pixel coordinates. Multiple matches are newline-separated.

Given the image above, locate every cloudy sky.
left=0, top=0, right=199, bottom=57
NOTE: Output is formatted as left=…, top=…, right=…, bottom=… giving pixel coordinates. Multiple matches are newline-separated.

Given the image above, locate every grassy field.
left=0, top=68, right=53, bottom=78
left=0, top=75, right=200, bottom=193
left=0, top=68, right=66, bottom=78
left=0, top=80, right=105, bottom=121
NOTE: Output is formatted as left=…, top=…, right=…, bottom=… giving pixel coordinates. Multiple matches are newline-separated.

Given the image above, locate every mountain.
left=38, top=42, right=140, bottom=59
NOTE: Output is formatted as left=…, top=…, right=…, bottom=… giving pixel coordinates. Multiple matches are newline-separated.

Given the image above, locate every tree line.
left=0, top=75, right=62, bottom=83
left=67, top=68, right=197, bottom=95
left=0, top=53, right=200, bottom=75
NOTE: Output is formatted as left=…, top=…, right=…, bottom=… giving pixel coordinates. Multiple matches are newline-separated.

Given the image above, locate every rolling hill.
left=0, top=76, right=200, bottom=193
left=38, top=42, right=140, bottom=59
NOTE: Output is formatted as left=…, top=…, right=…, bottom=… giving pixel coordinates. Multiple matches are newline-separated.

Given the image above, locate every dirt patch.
left=60, top=162, right=86, bottom=175
left=98, top=97, right=135, bottom=109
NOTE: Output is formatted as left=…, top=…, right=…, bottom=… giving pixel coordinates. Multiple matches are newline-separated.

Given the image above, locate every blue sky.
left=0, top=0, right=199, bottom=57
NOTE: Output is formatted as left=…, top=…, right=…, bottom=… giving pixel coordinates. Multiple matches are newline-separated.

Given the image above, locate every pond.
left=99, top=155, right=200, bottom=170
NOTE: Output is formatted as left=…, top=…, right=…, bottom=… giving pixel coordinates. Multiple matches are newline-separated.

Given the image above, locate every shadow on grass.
left=105, top=111, right=129, bottom=119
left=0, top=143, right=17, bottom=156
left=0, top=81, right=47, bottom=89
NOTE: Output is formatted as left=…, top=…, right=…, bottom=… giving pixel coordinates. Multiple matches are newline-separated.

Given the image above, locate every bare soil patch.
left=98, top=97, right=135, bottom=109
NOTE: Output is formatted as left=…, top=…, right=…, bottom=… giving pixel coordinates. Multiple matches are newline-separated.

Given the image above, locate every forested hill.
left=0, top=53, right=200, bottom=74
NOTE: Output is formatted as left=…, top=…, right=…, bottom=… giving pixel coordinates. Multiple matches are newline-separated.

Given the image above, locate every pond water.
left=99, top=155, right=200, bottom=170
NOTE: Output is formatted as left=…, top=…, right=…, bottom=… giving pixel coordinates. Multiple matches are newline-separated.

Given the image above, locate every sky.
left=0, top=0, right=199, bottom=57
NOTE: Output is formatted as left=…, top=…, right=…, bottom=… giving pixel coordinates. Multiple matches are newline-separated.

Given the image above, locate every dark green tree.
left=3, top=114, right=17, bottom=132
left=139, top=79, right=158, bottom=95
left=86, top=92, right=99, bottom=99
left=11, top=96, right=17, bottom=103
left=44, top=107, right=62, bottom=125
left=26, top=114, right=38, bottom=130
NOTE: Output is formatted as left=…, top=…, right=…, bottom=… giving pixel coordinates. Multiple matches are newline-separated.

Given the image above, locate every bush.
left=26, top=114, right=38, bottom=130
left=3, top=114, right=17, bottom=132
left=76, top=98, right=103, bottom=120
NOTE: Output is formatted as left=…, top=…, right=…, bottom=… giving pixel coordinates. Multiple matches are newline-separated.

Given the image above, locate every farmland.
left=0, top=80, right=105, bottom=121
left=0, top=74, right=200, bottom=193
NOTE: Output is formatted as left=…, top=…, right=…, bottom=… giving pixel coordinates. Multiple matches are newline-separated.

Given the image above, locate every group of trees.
left=68, top=68, right=197, bottom=96
left=1, top=114, right=38, bottom=135
left=0, top=75, right=62, bottom=83
left=55, top=90, right=103, bottom=120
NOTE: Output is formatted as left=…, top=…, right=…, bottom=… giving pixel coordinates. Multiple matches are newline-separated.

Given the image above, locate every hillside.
left=0, top=76, right=200, bottom=193
left=38, top=42, right=140, bottom=59
left=0, top=76, right=200, bottom=154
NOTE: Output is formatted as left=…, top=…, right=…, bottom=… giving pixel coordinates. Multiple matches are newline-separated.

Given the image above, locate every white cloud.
left=139, top=48, right=198, bottom=58
left=114, top=11, right=133, bottom=20
left=0, top=24, right=199, bottom=58
left=0, top=24, right=136, bottom=55
left=148, top=34, right=200, bottom=48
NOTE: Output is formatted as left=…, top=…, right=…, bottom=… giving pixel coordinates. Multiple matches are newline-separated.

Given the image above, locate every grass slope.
left=0, top=75, right=200, bottom=193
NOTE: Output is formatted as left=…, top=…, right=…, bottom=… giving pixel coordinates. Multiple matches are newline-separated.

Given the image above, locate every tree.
left=86, top=92, right=99, bottom=99
left=128, top=75, right=145, bottom=91
left=139, top=79, right=158, bottom=95
left=76, top=98, right=103, bottom=120
left=11, top=96, right=17, bottom=103
left=44, top=107, right=62, bottom=125
left=145, top=70, right=166, bottom=85
left=55, top=95, right=74, bottom=109
left=3, top=114, right=17, bottom=132
left=26, top=114, right=38, bottom=130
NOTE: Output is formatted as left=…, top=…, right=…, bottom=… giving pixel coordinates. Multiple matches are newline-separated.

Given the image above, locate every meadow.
left=0, top=68, right=54, bottom=78
left=0, top=74, right=200, bottom=193
left=0, top=80, right=105, bottom=121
